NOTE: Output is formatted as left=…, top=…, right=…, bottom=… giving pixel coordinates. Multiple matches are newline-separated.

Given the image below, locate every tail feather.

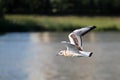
left=79, top=51, right=93, bottom=57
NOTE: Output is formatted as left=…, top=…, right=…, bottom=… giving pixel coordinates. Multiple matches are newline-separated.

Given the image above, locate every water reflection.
left=0, top=32, right=120, bottom=80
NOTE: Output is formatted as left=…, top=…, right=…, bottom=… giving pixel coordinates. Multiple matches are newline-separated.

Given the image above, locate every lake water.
left=0, top=32, right=120, bottom=80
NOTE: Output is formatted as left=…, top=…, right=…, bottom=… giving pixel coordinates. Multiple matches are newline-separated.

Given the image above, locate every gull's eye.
left=59, top=52, right=63, bottom=55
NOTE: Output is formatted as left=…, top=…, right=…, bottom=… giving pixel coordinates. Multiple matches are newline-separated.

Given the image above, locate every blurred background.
left=0, top=0, right=120, bottom=80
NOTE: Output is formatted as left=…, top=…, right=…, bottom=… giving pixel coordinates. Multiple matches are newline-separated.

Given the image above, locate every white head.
left=58, top=50, right=66, bottom=56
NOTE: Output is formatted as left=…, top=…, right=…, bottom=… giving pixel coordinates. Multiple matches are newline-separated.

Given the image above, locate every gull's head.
left=58, top=50, right=66, bottom=56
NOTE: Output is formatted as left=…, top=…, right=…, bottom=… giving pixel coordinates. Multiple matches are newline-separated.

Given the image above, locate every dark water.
left=0, top=32, right=120, bottom=80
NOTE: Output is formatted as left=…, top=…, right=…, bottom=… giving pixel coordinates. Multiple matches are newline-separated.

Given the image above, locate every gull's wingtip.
left=89, top=26, right=96, bottom=29
left=92, top=26, right=96, bottom=28
left=92, top=25, right=96, bottom=28
left=79, top=26, right=96, bottom=36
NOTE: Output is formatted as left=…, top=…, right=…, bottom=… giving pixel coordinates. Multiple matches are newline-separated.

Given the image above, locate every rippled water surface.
left=0, top=32, right=120, bottom=80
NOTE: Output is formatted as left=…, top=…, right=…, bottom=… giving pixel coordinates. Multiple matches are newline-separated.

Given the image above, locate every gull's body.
left=58, top=26, right=96, bottom=57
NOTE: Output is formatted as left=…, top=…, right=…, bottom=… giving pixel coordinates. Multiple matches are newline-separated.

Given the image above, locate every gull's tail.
left=79, top=51, right=93, bottom=57
left=79, top=26, right=96, bottom=36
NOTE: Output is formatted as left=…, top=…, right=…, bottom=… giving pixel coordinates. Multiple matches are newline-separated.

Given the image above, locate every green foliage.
left=0, top=0, right=4, bottom=18
left=0, top=0, right=120, bottom=15
left=1, top=15, right=120, bottom=32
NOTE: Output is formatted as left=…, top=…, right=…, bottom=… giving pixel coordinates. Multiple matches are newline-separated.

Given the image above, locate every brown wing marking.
left=70, top=34, right=83, bottom=51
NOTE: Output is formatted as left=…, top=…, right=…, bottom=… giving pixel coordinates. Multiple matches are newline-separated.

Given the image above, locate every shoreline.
left=0, top=15, right=120, bottom=32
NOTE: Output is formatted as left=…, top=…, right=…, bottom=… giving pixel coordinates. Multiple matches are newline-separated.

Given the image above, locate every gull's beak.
left=56, top=53, right=59, bottom=56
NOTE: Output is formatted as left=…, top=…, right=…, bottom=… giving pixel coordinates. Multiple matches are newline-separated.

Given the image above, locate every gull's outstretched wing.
left=61, top=41, right=79, bottom=53
left=68, top=26, right=96, bottom=50
left=73, top=26, right=96, bottom=36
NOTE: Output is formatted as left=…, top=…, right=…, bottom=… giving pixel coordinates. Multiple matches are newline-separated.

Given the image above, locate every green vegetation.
left=1, top=0, right=120, bottom=15
left=0, top=15, right=120, bottom=32
left=0, top=0, right=120, bottom=32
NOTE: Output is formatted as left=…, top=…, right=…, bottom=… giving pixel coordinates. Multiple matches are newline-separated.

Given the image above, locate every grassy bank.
left=1, top=15, right=120, bottom=32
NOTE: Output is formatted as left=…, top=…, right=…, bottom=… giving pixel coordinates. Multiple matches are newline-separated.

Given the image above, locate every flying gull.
left=58, top=26, right=96, bottom=57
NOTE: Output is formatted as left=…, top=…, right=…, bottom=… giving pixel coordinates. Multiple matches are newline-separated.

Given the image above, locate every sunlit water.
left=0, top=32, right=120, bottom=80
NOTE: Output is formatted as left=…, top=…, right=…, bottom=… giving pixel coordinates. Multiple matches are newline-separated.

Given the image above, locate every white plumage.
left=58, top=26, right=96, bottom=57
